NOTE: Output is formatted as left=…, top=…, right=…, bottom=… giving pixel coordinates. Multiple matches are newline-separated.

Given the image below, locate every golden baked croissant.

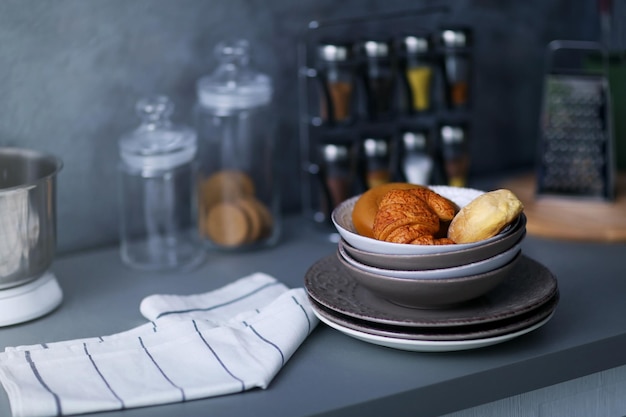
left=372, top=188, right=458, bottom=245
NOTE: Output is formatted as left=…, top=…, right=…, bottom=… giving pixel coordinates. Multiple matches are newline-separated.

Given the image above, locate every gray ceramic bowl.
left=331, top=186, right=520, bottom=255
left=336, top=249, right=522, bottom=309
left=338, top=240, right=522, bottom=279
left=340, top=213, right=526, bottom=271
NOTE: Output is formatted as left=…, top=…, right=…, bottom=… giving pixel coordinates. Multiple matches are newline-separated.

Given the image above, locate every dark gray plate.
left=310, top=292, right=559, bottom=341
left=340, top=214, right=526, bottom=271
left=304, top=254, right=558, bottom=328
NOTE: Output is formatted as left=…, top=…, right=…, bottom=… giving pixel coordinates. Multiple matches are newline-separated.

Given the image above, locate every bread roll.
left=448, top=189, right=523, bottom=243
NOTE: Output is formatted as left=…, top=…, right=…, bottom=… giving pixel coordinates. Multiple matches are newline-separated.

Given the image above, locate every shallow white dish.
left=331, top=186, right=515, bottom=255
left=313, top=308, right=555, bottom=352
left=338, top=241, right=522, bottom=279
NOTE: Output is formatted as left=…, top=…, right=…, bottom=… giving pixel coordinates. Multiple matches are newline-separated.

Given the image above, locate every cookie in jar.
left=198, top=170, right=277, bottom=249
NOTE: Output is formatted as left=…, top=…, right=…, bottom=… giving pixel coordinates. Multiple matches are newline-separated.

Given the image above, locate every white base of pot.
left=0, top=272, right=63, bottom=327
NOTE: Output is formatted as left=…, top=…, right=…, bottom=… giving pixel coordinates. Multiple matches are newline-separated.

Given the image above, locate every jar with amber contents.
left=317, top=43, right=355, bottom=124
left=440, top=124, right=470, bottom=187
left=194, top=39, right=280, bottom=249
left=441, top=29, right=471, bottom=109
left=363, top=137, right=391, bottom=189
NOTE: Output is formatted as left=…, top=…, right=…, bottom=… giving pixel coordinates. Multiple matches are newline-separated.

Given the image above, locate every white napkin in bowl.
left=0, top=273, right=317, bottom=417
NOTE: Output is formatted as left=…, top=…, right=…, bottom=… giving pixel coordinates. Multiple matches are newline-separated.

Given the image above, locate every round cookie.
left=236, top=197, right=264, bottom=243
left=249, top=197, right=273, bottom=238
left=206, top=202, right=251, bottom=247
left=200, top=170, right=255, bottom=209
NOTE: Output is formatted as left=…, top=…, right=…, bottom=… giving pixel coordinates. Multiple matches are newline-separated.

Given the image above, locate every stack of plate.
left=303, top=186, right=559, bottom=352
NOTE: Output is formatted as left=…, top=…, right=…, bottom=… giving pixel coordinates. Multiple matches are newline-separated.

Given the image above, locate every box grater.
left=536, top=40, right=615, bottom=200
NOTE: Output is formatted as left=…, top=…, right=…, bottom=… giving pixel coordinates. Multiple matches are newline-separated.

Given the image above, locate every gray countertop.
left=1, top=216, right=626, bottom=417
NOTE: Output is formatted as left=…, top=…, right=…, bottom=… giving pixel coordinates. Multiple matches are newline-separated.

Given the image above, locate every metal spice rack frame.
left=297, top=6, right=475, bottom=229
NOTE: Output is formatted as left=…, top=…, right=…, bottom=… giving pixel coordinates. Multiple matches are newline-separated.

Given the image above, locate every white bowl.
left=331, top=186, right=516, bottom=255
left=338, top=240, right=522, bottom=279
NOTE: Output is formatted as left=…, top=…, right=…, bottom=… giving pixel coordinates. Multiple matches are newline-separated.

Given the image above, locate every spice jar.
left=319, top=143, right=351, bottom=212
left=440, top=29, right=471, bottom=109
left=362, top=40, right=395, bottom=119
left=440, top=124, right=470, bottom=187
left=363, top=137, right=391, bottom=189
left=317, top=43, right=354, bottom=124
left=118, top=95, right=204, bottom=271
left=403, top=35, right=435, bottom=113
left=195, top=39, right=280, bottom=249
left=401, top=131, right=433, bottom=185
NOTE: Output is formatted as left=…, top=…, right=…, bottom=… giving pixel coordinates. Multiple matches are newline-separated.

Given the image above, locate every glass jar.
left=317, top=43, right=355, bottom=124
left=319, top=142, right=351, bottom=212
left=118, top=95, right=204, bottom=271
left=195, top=39, right=280, bottom=249
left=362, top=40, right=395, bottom=119
left=401, top=131, right=433, bottom=185
left=441, top=29, right=471, bottom=109
left=440, top=124, right=470, bottom=187
left=363, top=137, right=391, bottom=189
left=403, top=35, right=435, bottom=113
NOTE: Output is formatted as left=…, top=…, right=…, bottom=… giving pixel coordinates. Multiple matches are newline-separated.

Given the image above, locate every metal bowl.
left=0, top=147, right=63, bottom=289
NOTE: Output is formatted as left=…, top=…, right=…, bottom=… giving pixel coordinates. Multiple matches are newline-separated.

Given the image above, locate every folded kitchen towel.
left=0, top=273, right=318, bottom=417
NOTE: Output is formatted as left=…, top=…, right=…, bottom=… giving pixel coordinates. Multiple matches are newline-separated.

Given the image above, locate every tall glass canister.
left=195, top=39, right=280, bottom=249
left=118, top=96, right=204, bottom=271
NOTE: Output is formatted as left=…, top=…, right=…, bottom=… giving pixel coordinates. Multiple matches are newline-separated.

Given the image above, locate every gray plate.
left=310, top=292, right=559, bottom=341
left=340, top=214, right=526, bottom=271
left=304, top=254, right=558, bottom=328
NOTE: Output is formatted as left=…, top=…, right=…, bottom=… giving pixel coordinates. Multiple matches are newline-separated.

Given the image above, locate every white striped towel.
left=0, top=273, right=318, bottom=417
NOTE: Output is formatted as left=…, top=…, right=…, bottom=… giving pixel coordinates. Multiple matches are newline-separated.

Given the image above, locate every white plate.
left=331, top=186, right=516, bottom=255
left=338, top=241, right=522, bottom=279
left=313, top=308, right=555, bottom=352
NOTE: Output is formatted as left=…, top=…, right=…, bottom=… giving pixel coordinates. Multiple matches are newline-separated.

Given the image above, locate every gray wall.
left=0, top=0, right=599, bottom=255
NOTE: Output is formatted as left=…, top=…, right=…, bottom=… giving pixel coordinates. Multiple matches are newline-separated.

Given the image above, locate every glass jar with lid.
left=195, top=39, right=280, bottom=249
left=402, top=35, right=435, bottom=113
left=440, top=28, right=472, bottom=109
left=362, top=40, right=395, bottom=119
left=118, top=95, right=204, bottom=271
left=317, top=43, right=355, bottom=124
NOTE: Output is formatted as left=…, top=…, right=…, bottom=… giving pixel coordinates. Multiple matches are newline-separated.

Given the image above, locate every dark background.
left=0, top=0, right=615, bottom=254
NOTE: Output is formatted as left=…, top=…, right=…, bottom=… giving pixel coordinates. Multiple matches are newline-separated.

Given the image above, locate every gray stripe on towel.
left=138, top=336, right=186, bottom=401
left=156, top=281, right=282, bottom=319
left=192, top=320, right=245, bottom=391
left=83, top=343, right=125, bottom=410
left=25, top=350, right=62, bottom=416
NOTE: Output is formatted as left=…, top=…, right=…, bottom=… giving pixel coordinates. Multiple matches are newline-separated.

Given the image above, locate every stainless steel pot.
left=0, top=147, right=63, bottom=289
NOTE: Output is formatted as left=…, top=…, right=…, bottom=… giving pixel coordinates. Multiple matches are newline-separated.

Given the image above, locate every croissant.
left=372, top=188, right=458, bottom=245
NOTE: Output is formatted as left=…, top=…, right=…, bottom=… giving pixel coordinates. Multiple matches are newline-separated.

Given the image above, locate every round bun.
left=352, top=182, right=425, bottom=238
left=448, top=189, right=523, bottom=244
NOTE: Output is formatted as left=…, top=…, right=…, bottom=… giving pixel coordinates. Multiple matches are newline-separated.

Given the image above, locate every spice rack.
left=298, top=6, right=475, bottom=229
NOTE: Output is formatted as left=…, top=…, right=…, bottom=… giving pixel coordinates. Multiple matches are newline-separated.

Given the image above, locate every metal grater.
left=537, top=40, right=615, bottom=200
